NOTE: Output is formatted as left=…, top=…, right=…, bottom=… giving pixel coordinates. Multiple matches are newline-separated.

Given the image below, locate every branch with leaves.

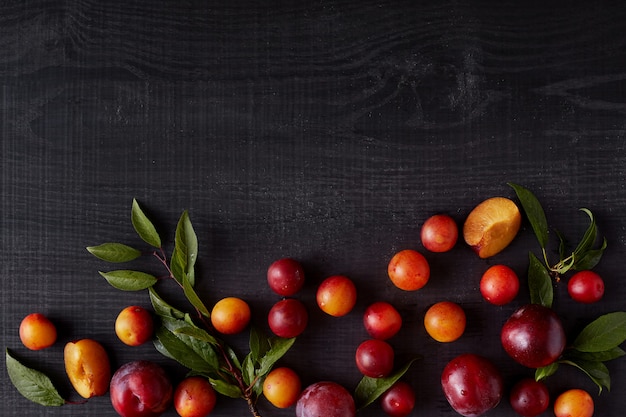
left=509, top=183, right=626, bottom=393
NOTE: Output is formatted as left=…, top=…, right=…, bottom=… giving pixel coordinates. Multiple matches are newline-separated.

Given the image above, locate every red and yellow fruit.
left=463, top=197, right=521, bottom=258
left=110, top=360, right=172, bottom=417
left=19, top=313, right=57, bottom=351
left=210, top=297, right=251, bottom=335
left=174, top=376, right=217, bottom=417
left=553, top=389, right=594, bottom=417
left=115, top=306, right=154, bottom=346
left=316, top=275, right=357, bottom=317
left=421, top=214, right=458, bottom=253
left=424, top=301, right=466, bottom=343
left=64, top=339, right=111, bottom=399
left=263, top=367, right=301, bottom=409
left=387, top=249, right=430, bottom=291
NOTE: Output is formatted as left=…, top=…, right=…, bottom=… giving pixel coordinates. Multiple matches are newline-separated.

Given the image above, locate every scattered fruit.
left=554, top=388, right=594, bottom=417
left=210, top=297, right=251, bottom=335
left=115, top=306, right=154, bottom=346
left=174, top=376, right=217, bottom=417
left=421, top=213, right=458, bottom=252
left=509, top=378, right=550, bottom=417
left=110, top=360, right=173, bottom=417
left=479, top=265, right=519, bottom=305
left=267, top=258, right=305, bottom=296
left=568, top=270, right=604, bottom=304
left=387, top=249, right=430, bottom=291
left=424, top=301, right=466, bottom=343
left=316, top=275, right=357, bottom=317
left=463, top=197, right=521, bottom=258
left=355, top=339, right=395, bottom=378
left=501, top=304, right=566, bottom=368
left=19, top=313, right=57, bottom=351
left=380, top=381, right=415, bottom=417
left=268, top=298, right=308, bottom=338
left=296, top=381, right=356, bottom=417
left=262, top=367, right=301, bottom=409
left=363, top=301, right=402, bottom=340
left=441, top=353, right=503, bottom=417
left=64, top=339, right=111, bottom=399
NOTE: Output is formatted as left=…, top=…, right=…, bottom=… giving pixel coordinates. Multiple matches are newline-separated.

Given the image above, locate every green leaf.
left=181, top=272, right=210, bottom=318
left=528, top=252, right=553, bottom=308
left=209, top=378, right=243, bottom=398
left=509, top=183, right=549, bottom=249
left=86, top=243, right=142, bottom=263
left=565, top=346, right=625, bottom=362
left=172, top=322, right=220, bottom=347
left=149, top=287, right=186, bottom=319
left=154, top=325, right=218, bottom=376
left=99, top=270, right=157, bottom=291
left=131, top=199, right=161, bottom=248
left=535, top=362, right=559, bottom=381
left=355, top=356, right=420, bottom=410
left=171, top=211, right=197, bottom=286
left=572, top=312, right=626, bottom=352
left=574, top=238, right=607, bottom=271
left=257, top=337, right=296, bottom=377
left=6, top=349, right=65, bottom=406
left=249, top=326, right=271, bottom=365
left=572, top=208, right=598, bottom=258
left=161, top=318, right=220, bottom=372
left=560, top=359, right=610, bottom=394
left=241, top=353, right=256, bottom=387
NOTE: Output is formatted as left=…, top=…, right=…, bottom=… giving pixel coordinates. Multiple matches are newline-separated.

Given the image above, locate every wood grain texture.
left=2, top=1, right=626, bottom=416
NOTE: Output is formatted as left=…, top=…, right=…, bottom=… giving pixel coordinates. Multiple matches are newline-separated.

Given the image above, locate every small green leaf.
left=6, top=349, right=65, bottom=406
left=131, top=199, right=162, bottom=248
left=249, top=326, right=271, bottom=366
left=574, top=238, right=607, bottom=271
left=241, top=353, right=256, bottom=387
left=154, top=325, right=218, bottom=376
left=99, top=270, right=157, bottom=291
left=509, top=183, right=549, bottom=249
left=528, top=252, right=553, bottom=308
left=161, top=318, right=220, bottom=372
left=86, top=243, right=142, bottom=263
left=572, top=312, right=626, bottom=352
left=181, top=272, right=210, bottom=318
left=535, top=362, right=559, bottom=381
left=355, top=356, right=420, bottom=410
left=572, top=209, right=598, bottom=258
left=565, top=346, right=625, bottom=362
left=209, top=378, right=242, bottom=398
left=174, top=210, right=198, bottom=286
left=149, top=287, right=186, bottom=319
left=257, top=337, right=296, bottom=377
left=560, top=359, right=610, bottom=394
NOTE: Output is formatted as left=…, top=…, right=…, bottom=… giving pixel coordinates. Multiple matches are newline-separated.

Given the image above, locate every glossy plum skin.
left=363, top=301, right=402, bottom=340
left=263, top=367, right=301, bottom=409
left=210, top=297, right=251, bottom=334
left=267, top=258, right=305, bottom=296
left=420, top=214, right=458, bottom=252
left=424, top=301, right=466, bottom=343
left=509, top=378, right=550, bottom=417
left=568, top=270, right=604, bottom=304
left=501, top=304, right=566, bottom=368
left=110, top=361, right=173, bottom=417
left=380, top=381, right=415, bottom=417
left=441, top=354, right=503, bottom=417
left=554, top=389, right=594, bottom=417
left=115, top=306, right=154, bottom=346
left=19, top=313, right=57, bottom=350
left=387, top=249, right=430, bottom=291
left=268, top=298, right=308, bottom=338
left=174, top=376, right=217, bottom=417
left=296, top=381, right=356, bottom=417
left=316, top=275, right=357, bottom=317
left=355, top=339, right=394, bottom=378
left=480, top=265, right=520, bottom=306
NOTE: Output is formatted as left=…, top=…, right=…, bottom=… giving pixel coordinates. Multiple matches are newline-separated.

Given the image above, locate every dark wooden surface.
left=2, top=1, right=626, bottom=416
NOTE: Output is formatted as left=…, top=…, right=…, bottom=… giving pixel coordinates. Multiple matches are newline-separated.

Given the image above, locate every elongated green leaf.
left=535, top=362, right=559, bottom=381
left=249, top=326, right=271, bottom=366
left=182, top=272, right=209, bottom=317
left=355, top=356, right=420, bottom=410
left=86, top=242, right=141, bottom=263
left=572, top=312, right=626, bottom=352
left=172, top=210, right=197, bottom=286
left=149, top=287, right=186, bottom=319
left=561, top=359, right=610, bottom=393
left=6, top=349, right=65, bottom=406
left=209, top=378, right=242, bottom=398
left=172, top=322, right=220, bottom=347
left=161, top=317, right=220, bottom=372
left=573, top=208, right=597, bottom=257
left=242, top=353, right=256, bottom=387
left=565, top=346, right=625, bottom=362
left=99, top=270, right=157, bottom=291
left=574, top=238, right=607, bottom=271
left=528, top=252, right=553, bottom=308
left=509, top=183, right=549, bottom=249
left=131, top=199, right=161, bottom=248
left=257, top=337, right=296, bottom=376
left=154, top=325, right=217, bottom=375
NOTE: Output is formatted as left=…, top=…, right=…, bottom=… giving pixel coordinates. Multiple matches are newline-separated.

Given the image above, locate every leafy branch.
left=509, top=183, right=625, bottom=393
left=87, top=199, right=293, bottom=417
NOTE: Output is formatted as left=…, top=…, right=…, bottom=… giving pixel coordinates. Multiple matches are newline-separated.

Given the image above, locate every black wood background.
left=2, top=1, right=626, bottom=416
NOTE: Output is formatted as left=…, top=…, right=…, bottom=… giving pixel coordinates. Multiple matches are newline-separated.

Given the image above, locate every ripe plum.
left=296, top=381, right=355, bottom=417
